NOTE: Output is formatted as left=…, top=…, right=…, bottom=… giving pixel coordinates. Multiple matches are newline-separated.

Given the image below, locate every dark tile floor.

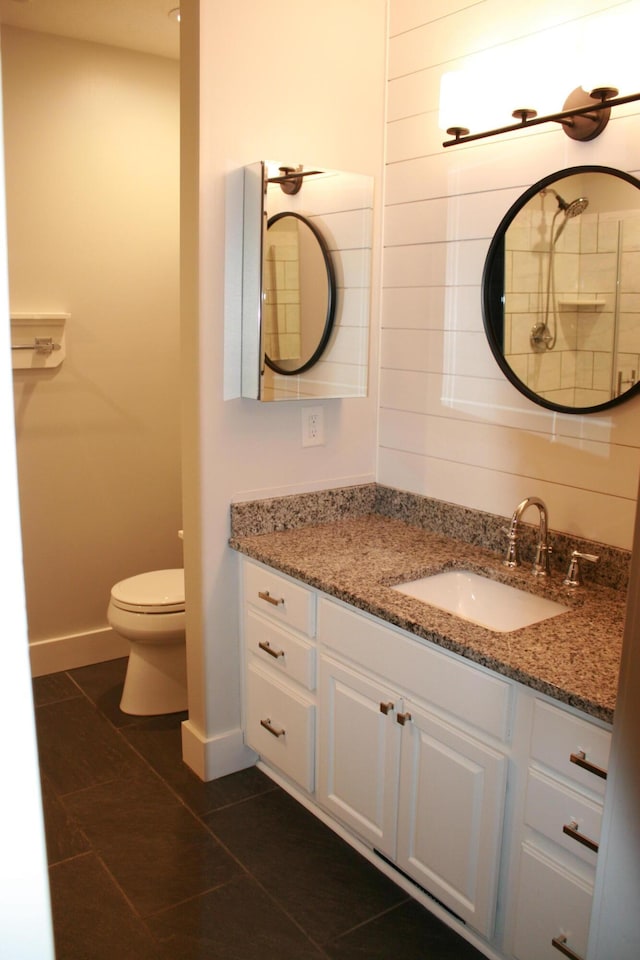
left=34, top=657, right=485, bottom=959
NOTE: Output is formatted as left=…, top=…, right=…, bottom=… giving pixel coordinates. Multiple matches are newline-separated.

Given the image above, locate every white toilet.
left=107, top=568, right=187, bottom=716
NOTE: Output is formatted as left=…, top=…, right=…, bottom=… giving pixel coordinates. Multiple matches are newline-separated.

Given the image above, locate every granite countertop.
left=230, top=514, right=625, bottom=724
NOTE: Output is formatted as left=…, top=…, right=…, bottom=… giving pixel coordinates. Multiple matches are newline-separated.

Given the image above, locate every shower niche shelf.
left=10, top=313, right=68, bottom=370
left=558, top=298, right=606, bottom=309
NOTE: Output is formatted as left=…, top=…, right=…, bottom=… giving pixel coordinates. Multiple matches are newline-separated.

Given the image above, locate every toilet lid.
left=110, top=569, right=185, bottom=614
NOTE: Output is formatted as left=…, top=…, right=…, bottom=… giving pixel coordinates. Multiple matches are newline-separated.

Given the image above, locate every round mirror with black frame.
left=482, top=165, right=640, bottom=414
left=262, top=211, right=337, bottom=376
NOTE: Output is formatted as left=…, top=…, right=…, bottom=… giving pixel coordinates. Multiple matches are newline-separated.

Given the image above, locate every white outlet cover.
left=302, top=406, right=324, bottom=446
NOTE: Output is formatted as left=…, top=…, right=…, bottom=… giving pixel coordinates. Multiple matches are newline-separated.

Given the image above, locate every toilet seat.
left=110, top=569, right=185, bottom=614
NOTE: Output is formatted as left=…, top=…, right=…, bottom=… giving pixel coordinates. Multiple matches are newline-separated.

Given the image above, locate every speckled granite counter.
left=230, top=510, right=626, bottom=725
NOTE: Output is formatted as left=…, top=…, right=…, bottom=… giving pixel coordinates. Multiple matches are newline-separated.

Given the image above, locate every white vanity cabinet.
left=242, top=560, right=317, bottom=792
left=510, top=700, right=611, bottom=960
left=316, top=596, right=510, bottom=939
left=239, top=556, right=614, bottom=960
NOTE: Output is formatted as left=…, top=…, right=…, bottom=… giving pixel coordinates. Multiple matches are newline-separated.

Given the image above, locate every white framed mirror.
left=241, top=160, right=373, bottom=401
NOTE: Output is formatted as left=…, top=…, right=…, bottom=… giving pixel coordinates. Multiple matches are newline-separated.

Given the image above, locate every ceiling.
left=0, top=0, right=180, bottom=60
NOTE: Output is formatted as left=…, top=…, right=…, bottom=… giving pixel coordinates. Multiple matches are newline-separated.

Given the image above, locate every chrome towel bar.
left=11, top=337, right=61, bottom=355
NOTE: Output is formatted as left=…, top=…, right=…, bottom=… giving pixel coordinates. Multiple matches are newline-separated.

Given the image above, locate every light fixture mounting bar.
left=267, top=167, right=324, bottom=196
left=442, top=88, right=640, bottom=148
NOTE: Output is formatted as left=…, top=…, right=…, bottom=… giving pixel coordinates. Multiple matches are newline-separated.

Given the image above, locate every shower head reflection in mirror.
left=532, top=188, right=590, bottom=350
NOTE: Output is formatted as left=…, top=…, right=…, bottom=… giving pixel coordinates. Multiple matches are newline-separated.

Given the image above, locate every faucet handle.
left=533, top=541, right=552, bottom=577
left=564, top=550, right=599, bottom=587
left=502, top=527, right=520, bottom=568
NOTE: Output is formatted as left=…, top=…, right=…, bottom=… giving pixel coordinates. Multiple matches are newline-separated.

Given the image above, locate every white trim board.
left=181, top=718, right=257, bottom=781
left=29, top=626, right=129, bottom=678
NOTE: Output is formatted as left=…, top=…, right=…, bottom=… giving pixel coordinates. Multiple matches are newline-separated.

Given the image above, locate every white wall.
left=381, top=0, right=640, bottom=550
left=181, top=0, right=386, bottom=777
left=1, top=28, right=182, bottom=670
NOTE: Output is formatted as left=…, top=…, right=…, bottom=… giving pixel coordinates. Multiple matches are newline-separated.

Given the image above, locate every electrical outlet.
left=302, top=406, right=324, bottom=447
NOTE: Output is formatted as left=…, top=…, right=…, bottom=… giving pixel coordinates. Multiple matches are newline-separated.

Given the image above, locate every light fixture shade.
left=438, top=72, right=468, bottom=132
left=581, top=9, right=635, bottom=95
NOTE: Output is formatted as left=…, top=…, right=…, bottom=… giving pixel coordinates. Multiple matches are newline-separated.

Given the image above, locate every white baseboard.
left=181, top=718, right=257, bottom=781
left=29, top=626, right=129, bottom=677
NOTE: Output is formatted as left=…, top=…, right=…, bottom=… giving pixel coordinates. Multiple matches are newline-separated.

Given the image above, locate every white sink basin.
left=392, top=569, right=569, bottom=633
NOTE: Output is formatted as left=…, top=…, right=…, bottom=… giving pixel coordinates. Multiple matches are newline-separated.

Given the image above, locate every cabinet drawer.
left=245, top=662, right=315, bottom=792
left=318, top=598, right=512, bottom=742
left=246, top=608, right=315, bottom=690
left=525, top=768, right=602, bottom=867
left=243, top=560, right=316, bottom=637
left=513, top=843, right=592, bottom=960
left=531, top=700, right=611, bottom=796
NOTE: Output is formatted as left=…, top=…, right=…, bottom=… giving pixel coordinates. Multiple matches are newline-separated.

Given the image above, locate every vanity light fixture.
left=168, top=7, right=180, bottom=23
left=442, top=83, right=640, bottom=148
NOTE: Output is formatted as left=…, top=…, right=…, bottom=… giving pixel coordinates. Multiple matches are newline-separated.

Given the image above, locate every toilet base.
left=120, top=637, right=187, bottom=716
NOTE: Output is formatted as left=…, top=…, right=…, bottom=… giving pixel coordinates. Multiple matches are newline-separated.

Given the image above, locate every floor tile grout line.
left=33, top=692, right=83, bottom=709
left=90, top=848, right=169, bottom=937
left=47, top=848, right=94, bottom=871
left=111, top=714, right=282, bottom=822
left=140, top=872, right=334, bottom=959
left=187, top=780, right=281, bottom=818
left=61, top=664, right=143, bottom=730
left=52, top=767, right=156, bottom=802
left=64, top=669, right=92, bottom=699
left=141, top=872, right=252, bottom=923
left=110, top=725, right=258, bottom=820
left=325, top=895, right=415, bottom=946
left=195, top=816, right=335, bottom=958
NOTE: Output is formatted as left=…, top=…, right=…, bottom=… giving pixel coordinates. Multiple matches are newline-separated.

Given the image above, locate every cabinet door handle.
left=258, top=590, right=285, bottom=607
left=396, top=711, right=412, bottom=726
left=258, top=640, right=285, bottom=660
left=552, top=934, right=584, bottom=960
left=570, top=750, right=607, bottom=780
left=562, top=820, right=599, bottom=854
left=379, top=701, right=395, bottom=715
left=260, top=718, right=286, bottom=738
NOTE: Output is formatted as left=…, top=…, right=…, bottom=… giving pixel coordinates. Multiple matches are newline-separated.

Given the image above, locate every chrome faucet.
left=504, top=496, right=552, bottom=576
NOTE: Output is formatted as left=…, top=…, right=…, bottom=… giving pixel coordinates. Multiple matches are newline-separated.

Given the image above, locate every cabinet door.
left=317, top=655, right=401, bottom=859
left=396, top=702, right=507, bottom=938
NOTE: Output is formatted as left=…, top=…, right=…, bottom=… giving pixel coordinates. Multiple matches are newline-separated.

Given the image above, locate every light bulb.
left=439, top=72, right=469, bottom=134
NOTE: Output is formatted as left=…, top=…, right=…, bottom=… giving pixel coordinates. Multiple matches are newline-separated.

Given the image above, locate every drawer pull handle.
left=260, top=718, right=285, bottom=738
left=563, top=820, right=599, bottom=854
left=258, top=640, right=285, bottom=660
left=380, top=701, right=395, bottom=715
left=258, top=590, right=284, bottom=607
left=570, top=750, right=607, bottom=780
left=552, top=934, right=584, bottom=960
left=396, top=711, right=412, bottom=726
